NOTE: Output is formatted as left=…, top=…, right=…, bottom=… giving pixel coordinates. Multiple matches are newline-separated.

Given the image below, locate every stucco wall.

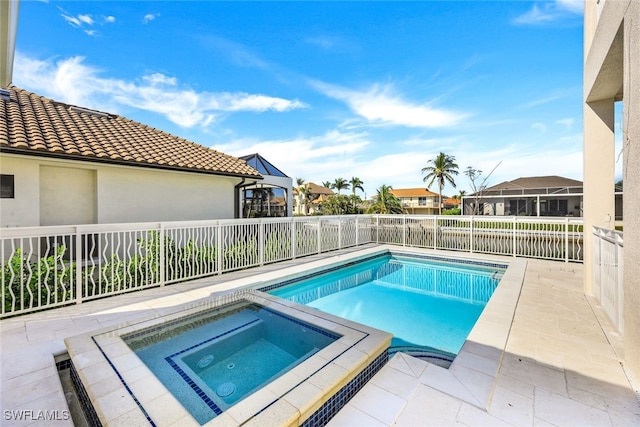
left=0, top=156, right=40, bottom=227
left=584, top=0, right=640, bottom=385
left=0, top=154, right=242, bottom=227
left=621, top=0, right=640, bottom=385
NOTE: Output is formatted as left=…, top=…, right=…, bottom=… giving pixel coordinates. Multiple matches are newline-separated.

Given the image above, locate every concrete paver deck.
left=1, top=250, right=638, bottom=426
left=329, top=259, right=640, bottom=426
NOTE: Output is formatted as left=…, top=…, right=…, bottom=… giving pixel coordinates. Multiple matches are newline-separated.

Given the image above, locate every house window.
left=418, top=197, right=427, bottom=206
left=0, top=174, right=14, bottom=198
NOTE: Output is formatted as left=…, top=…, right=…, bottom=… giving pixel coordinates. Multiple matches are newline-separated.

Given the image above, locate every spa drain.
left=197, top=355, right=214, bottom=369
left=216, top=382, right=236, bottom=397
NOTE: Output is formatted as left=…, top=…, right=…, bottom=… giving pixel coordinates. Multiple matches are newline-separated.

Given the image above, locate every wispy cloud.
left=518, top=88, right=578, bottom=109
left=58, top=7, right=115, bottom=36
left=311, top=81, right=465, bottom=129
left=513, top=0, right=583, bottom=25
left=200, top=35, right=270, bottom=69
left=556, top=118, right=575, bottom=129
left=305, top=35, right=357, bottom=54
left=14, top=52, right=306, bottom=128
left=213, top=130, right=369, bottom=181
left=143, top=13, right=160, bottom=24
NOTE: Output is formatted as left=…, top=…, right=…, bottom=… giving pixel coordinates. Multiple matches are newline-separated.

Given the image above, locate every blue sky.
left=14, top=0, right=610, bottom=197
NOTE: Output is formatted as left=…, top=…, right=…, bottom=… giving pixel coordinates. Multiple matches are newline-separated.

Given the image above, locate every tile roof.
left=485, top=176, right=583, bottom=191
left=292, top=182, right=334, bottom=196
left=0, top=86, right=262, bottom=179
left=389, top=188, right=439, bottom=198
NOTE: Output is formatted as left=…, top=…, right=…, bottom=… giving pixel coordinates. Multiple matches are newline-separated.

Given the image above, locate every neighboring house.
left=443, top=197, right=461, bottom=211
left=238, top=153, right=293, bottom=217
left=293, top=182, right=334, bottom=215
left=388, top=188, right=440, bottom=215
left=462, top=175, right=623, bottom=218
left=463, top=176, right=584, bottom=217
left=0, top=87, right=263, bottom=227
left=583, top=0, right=639, bottom=381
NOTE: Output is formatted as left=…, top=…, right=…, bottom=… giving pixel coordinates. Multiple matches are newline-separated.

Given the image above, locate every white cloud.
left=61, top=14, right=82, bottom=27
left=78, top=14, right=94, bottom=25
left=556, top=118, right=575, bottom=129
left=312, top=81, right=464, bottom=128
left=13, top=52, right=306, bottom=128
left=513, top=0, right=583, bottom=25
left=58, top=8, right=114, bottom=35
left=143, top=73, right=177, bottom=86
left=143, top=13, right=160, bottom=24
left=532, top=122, right=547, bottom=132
left=557, top=0, right=584, bottom=14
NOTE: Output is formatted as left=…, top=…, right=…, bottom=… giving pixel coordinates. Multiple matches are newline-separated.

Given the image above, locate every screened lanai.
left=238, top=153, right=293, bottom=217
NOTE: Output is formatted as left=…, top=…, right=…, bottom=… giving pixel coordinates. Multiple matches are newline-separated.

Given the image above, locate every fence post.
left=433, top=216, right=437, bottom=250
left=338, top=216, right=343, bottom=249
left=159, top=224, right=166, bottom=286
left=317, top=217, right=322, bottom=254
left=75, top=227, right=83, bottom=305
left=259, top=219, right=265, bottom=266
left=376, top=216, right=379, bottom=244
left=402, top=215, right=406, bottom=246
left=355, top=216, right=360, bottom=246
left=565, top=217, right=570, bottom=263
left=291, top=218, right=297, bottom=260
left=512, top=216, right=517, bottom=257
left=616, top=233, right=624, bottom=332
left=470, top=216, right=474, bottom=253
left=216, top=222, right=223, bottom=275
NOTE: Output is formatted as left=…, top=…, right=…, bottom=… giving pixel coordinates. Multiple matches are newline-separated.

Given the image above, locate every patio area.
left=1, top=246, right=638, bottom=426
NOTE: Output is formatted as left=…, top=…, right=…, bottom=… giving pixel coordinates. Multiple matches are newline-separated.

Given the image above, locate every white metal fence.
left=592, top=226, right=624, bottom=333
left=1, top=215, right=581, bottom=318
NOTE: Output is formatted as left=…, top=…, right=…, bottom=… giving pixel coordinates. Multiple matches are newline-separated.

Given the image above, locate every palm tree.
left=298, top=185, right=313, bottom=215
left=321, top=180, right=333, bottom=189
left=350, top=177, right=364, bottom=195
left=332, top=177, right=350, bottom=195
left=296, top=177, right=305, bottom=187
left=366, top=185, right=404, bottom=214
left=422, top=152, right=459, bottom=215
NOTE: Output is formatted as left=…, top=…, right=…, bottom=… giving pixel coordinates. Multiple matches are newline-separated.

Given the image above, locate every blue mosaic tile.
left=91, top=337, right=156, bottom=426
left=301, top=350, right=389, bottom=426
left=258, top=251, right=507, bottom=295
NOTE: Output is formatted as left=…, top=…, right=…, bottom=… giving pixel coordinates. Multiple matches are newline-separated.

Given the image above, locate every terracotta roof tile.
left=389, top=188, right=439, bottom=198
left=1, top=86, right=262, bottom=179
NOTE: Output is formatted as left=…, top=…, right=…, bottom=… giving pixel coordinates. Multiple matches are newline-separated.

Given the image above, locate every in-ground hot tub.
left=123, top=301, right=341, bottom=424
left=65, top=290, right=391, bottom=426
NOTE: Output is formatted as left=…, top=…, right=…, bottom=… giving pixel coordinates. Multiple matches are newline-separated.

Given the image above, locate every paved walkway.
left=329, top=259, right=640, bottom=426
left=1, top=250, right=638, bottom=426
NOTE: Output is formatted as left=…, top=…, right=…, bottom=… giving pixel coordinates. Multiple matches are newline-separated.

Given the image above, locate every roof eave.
left=0, top=147, right=264, bottom=180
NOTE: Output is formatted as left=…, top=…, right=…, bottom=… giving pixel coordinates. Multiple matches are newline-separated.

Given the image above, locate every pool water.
left=122, top=301, right=340, bottom=424
left=268, top=254, right=504, bottom=358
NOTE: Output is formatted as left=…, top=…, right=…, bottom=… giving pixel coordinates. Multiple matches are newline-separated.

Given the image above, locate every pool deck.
left=1, top=245, right=639, bottom=426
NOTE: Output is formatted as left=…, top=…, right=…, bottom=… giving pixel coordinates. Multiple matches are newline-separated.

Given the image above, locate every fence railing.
left=1, top=215, right=582, bottom=318
left=592, top=226, right=624, bottom=333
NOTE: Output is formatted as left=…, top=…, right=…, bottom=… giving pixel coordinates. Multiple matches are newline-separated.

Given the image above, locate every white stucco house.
left=583, top=0, right=639, bottom=386
left=0, top=87, right=263, bottom=227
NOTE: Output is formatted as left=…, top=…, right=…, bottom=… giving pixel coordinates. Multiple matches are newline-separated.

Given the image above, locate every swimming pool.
left=65, top=247, right=523, bottom=425
left=266, top=253, right=506, bottom=363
